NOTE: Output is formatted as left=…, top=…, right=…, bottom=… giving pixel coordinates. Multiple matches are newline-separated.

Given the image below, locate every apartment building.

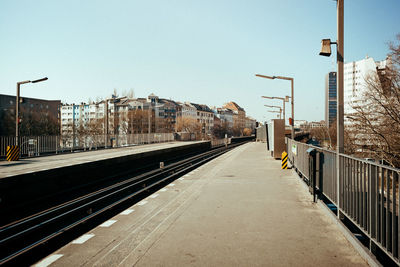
left=0, top=94, right=61, bottom=136
left=176, top=102, right=197, bottom=120
left=344, top=56, right=389, bottom=123
left=222, top=101, right=246, bottom=131
left=191, top=103, right=214, bottom=134
left=217, top=108, right=235, bottom=128
left=245, top=116, right=257, bottom=130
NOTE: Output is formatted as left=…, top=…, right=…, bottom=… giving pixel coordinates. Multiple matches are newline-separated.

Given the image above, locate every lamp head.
left=31, top=77, right=48, bottom=83
left=319, top=39, right=332, bottom=57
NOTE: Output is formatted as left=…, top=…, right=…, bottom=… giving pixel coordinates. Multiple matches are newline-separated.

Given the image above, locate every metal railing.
left=0, top=136, right=60, bottom=158
left=286, top=137, right=400, bottom=264
left=0, top=133, right=175, bottom=159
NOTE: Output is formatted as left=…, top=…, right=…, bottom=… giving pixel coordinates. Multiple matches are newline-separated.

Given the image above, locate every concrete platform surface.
left=35, top=142, right=368, bottom=267
left=0, top=141, right=200, bottom=179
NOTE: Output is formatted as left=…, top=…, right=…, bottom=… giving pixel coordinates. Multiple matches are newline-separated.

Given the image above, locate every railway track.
left=0, top=140, right=250, bottom=266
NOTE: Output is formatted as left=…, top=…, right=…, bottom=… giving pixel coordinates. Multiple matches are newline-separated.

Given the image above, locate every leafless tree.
left=347, top=34, right=400, bottom=167
left=87, top=118, right=104, bottom=148
left=176, top=117, right=201, bottom=134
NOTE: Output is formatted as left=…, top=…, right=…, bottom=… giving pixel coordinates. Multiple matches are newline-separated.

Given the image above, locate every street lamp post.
left=256, top=74, right=294, bottom=139
left=264, top=104, right=282, bottom=119
left=319, top=0, right=344, bottom=217
left=266, top=110, right=281, bottom=118
left=15, top=77, right=48, bottom=146
left=261, top=95, right=290, bottom=123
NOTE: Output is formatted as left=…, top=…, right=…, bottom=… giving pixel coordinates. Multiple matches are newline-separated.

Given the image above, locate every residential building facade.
left=191, top=103, right=214, bottom=135
left=0, top=94, right=61, bottom=136
left=222, top=101, right=246, bottom=133
left=344, top=56, right=389, bottom=123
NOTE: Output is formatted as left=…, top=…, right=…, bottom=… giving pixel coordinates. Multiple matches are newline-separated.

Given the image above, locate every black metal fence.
left=286, top=138, right=400, bottom=264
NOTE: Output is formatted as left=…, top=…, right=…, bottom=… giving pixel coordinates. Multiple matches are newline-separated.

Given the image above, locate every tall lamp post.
left=16, top=77, right=48, bottom=146
left=261, top=95, right=290, bottom=122
left=256, top=74, right=294, bottom=139
left=265, top=110, right=281, bottom=118
left=264, top=105, right=282, bottom=119
left=319, top=0, right=343, bottom=217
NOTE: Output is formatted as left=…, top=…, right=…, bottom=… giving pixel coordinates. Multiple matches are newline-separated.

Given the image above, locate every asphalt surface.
left=33, top=142, right=369, bottom=267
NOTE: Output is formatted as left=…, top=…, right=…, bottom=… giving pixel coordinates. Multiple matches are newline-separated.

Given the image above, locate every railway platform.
left=0, top=141, right=201, bottom=179
left=36, top=142, right=371, bottom=267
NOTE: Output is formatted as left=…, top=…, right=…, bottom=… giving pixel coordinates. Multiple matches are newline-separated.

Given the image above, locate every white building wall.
left=344, top=56, right=387, bottom=124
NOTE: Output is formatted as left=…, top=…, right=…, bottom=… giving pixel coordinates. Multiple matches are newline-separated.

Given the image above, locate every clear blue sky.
left=1, top=0, right=399, bottom=122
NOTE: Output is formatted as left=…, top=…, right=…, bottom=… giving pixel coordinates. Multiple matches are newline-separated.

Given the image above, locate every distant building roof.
left=191, top=103, right=213, bottom=113
left=223, top=101, right=244, bottom=112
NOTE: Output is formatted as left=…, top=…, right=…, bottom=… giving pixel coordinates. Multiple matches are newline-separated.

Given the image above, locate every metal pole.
left=291, top=78, right=294, bottom=139
left=16, top=83, right=20, bottom=146
left=72, top=104, right=76, bottom=149
left=105, top=101, right=109, bottom=148
left=148, top=107, right=151, bottom=135
left=336, top=0, right=344, bottom=217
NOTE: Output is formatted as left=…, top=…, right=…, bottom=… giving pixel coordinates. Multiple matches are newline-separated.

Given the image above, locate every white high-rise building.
left=344, top=56, right=389, bottom=123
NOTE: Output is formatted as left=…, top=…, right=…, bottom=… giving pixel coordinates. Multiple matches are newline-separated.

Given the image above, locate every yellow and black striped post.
left=281, top=151, right=288, bottom=169
left=6, top=145, right=19, bottom=161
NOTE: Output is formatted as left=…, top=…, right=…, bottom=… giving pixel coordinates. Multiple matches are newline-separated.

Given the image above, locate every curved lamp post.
left=256, top=74, right=294, bottom=139
left=264, top=104, right=282, bottom=119
left=16, top=77, right=48, bottom=146
left=261, top=95, right=290, bottom=123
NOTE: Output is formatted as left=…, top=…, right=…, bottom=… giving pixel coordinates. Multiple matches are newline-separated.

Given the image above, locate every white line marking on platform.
left=138, top=200, right=148, bottom=206
left=159, top=188, right=167, bottom=192
left=33, top=254, right=63, bottom=267
left=72, top=233, right=95, bottom=244
left=189, top=172, right=195, bottom=175
left=99, top=220, right=117, bottom=227
left=168, top=183, right=175, bottom=187
left=149, top=194, right=159, bottom=199
left=120, top=209, right=134, bottom=215
left=178, top=177, right=184, bottom=181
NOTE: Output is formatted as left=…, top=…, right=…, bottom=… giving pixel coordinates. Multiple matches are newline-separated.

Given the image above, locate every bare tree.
left=176, top=117, right=201, bottom=135
left=212, top=121, right=231, bottom=139
left=347, top=34, right=400, bottom=167
left=87, top=118, right=104, bottom=148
